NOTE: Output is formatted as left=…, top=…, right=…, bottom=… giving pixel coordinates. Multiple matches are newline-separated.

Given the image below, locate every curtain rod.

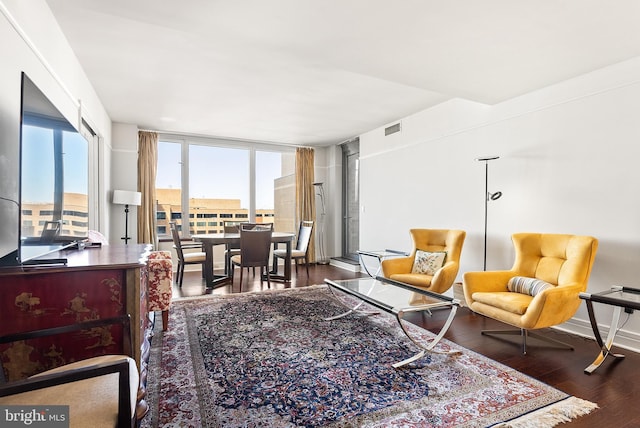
left=137, top=128, right=318, bottom=150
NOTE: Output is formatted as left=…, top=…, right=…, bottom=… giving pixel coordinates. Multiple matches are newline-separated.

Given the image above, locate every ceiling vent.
left=385, top=122, right=401, bottom=136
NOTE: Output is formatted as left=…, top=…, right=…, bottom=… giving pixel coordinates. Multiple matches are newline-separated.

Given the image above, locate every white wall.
left=358, top=56, right=640, bottom=351
left=0, top=0, right=112, bottom=249
left=110, top=123, right=139, bottom=244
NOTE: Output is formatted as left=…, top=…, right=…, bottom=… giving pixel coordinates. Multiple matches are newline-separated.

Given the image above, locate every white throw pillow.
left=507, top=276, right=553, bottom=296
left=411, top=250, right=446, bottom=275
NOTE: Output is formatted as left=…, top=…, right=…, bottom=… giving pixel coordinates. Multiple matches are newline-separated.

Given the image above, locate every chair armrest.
left=0, top=357, right=137, bottom=428
left=462, top=270, right=515, bottom=305
left=521, top=282, right=585, bottom=329
left=381, top=256, right=414, bottom=277
left=430, top=261, right=460, bottom=294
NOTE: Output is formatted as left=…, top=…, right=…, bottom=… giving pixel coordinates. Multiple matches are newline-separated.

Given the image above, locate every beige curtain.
left=137, top=131, right=158, bottom=248
left=295, top=147, right=316, bottom=262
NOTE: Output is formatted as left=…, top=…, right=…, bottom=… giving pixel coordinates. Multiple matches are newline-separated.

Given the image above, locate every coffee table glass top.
left=580, top=286, right=640, bottom=310
left=324, top=276, right=456, bottom=314
left=324, top=276, right=460, bottom=368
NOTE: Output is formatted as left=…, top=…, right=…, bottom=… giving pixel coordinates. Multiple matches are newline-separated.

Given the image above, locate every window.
left=155, top=137, right=295, bottom=239
left=155, top=141, right=182, bottom=237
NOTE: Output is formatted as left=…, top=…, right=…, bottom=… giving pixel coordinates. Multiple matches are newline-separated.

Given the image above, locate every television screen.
left=18, top=73, right=89, bottom=263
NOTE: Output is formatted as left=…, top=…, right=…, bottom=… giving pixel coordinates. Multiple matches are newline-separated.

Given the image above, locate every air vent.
left=385, top=122, right=401, bottom=136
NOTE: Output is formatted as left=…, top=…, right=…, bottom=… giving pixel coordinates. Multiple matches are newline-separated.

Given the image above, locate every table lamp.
left=113, top=190, right=142, bottom=244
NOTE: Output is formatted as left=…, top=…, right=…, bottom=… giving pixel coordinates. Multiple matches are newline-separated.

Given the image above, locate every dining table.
left=192, top=231, right=296, bottom=288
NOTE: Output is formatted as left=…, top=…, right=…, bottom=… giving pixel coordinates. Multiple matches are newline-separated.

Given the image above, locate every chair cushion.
left=411, top=250, right=446, bottom=275
left=472, top=291, right=533, bottom=315
left=273, top=249, right=307, bottom=258
left=389, top=273, right=433, bottom=288
left=183, top=252, right=206, bottom=262
left=507, top=276, right=553, bottom=297
left=0, top=355, right=138, bottom=428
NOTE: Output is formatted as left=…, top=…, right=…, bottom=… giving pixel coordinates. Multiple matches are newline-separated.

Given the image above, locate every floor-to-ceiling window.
left=155, top=136, right=295, bottom=239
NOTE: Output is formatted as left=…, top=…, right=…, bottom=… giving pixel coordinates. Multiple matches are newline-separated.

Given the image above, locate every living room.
left=2, top=1, right=640, bottom=427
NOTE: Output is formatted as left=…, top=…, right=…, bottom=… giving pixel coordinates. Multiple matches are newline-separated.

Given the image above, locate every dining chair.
left=223, top=221, right=245, bottom=275
left=170, top=222, right=206, bottom=287
left=273, top=220, right=313, bottom=277
left=230, top=228, right=273, bottom=291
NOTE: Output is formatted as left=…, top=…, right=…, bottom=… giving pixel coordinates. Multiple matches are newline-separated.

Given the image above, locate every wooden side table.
left=579, top=286, right=640, bottom=374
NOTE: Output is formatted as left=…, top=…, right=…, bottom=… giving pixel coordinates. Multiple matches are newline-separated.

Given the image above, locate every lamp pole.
left=313, top=182, right=328, bottom=264
left=476, top=156, right=501, bottom=271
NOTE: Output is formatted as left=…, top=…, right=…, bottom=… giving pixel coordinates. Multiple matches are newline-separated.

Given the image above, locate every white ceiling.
left=45, top=0, right=640, bottom=146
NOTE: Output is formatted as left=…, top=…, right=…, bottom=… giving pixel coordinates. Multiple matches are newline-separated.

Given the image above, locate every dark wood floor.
left=173, top=264, right=639, bottom=427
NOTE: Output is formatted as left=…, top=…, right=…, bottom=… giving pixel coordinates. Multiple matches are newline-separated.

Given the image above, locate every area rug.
left=140, top=285, right=597, bottom=427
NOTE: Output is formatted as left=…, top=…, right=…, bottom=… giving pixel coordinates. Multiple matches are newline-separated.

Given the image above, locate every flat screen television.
left=0, top=72, right=89, bottom=266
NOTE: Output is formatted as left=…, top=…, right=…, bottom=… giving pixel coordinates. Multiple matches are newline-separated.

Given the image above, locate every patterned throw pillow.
left=507, top=276, right=554, bottom=296
left=411, top=250, right=446, bottom=275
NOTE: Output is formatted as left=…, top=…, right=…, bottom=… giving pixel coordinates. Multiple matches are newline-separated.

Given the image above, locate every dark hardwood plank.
left=173, top=264, right=640, bottom=427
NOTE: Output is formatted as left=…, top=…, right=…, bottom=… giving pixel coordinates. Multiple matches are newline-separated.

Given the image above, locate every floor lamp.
left=313, top=182, right=328, bottom=264
left=476, top=156, right=502, bottom=271
left=113, top=190, right=142, bottom=244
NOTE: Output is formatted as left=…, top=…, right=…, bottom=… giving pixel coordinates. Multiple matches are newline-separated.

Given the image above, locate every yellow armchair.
left=463, top=232, right=598, bottom=353
left=381, top=229, right=466, bottom=294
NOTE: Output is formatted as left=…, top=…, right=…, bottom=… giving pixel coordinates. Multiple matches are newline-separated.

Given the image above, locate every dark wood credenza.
left=0, top=244, right=152, bottom=417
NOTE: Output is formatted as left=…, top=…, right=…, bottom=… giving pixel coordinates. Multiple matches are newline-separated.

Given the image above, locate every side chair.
left=230, top=227, right=273, bottom=291
left=170, top=221, right=206, bottom=287
left=273, top=220, right=314, bottom=277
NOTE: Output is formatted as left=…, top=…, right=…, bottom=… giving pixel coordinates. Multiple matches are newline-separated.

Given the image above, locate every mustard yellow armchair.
left=381, top=229, right=466, bottom=295
left=463, top=233, right=598, bottom=353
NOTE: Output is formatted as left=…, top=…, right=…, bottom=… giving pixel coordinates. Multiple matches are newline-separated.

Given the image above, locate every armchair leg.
left=481, top=328, right=574, bottom=354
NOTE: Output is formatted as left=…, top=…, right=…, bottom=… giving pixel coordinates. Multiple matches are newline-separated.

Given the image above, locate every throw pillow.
left=411, top=250, right=446, bottom=275
left=507, top=276, right=554, bottom=296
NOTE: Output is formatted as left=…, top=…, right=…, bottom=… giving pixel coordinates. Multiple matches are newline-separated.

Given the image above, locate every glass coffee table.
left=324, top=276, right=461, bottom=368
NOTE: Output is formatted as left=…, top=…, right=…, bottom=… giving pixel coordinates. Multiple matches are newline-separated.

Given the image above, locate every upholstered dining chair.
left=224, top=222, right=273, bottom=274
left=0, top=316, right=140, bottom=427
left=223, top=221, right=244, bottom=274
left=463, top=232, right=598, bottom=353
left=170, top=222, right=206, bottom=287
left=273, top=220, right=314, bottom=277
left=230, top=228, right=273, bottom=291
left=381, top=229, right=466, bottom=297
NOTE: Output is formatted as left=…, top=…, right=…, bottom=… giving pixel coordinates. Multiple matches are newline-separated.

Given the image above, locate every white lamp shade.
left=113, top=190, right=142, bottom=206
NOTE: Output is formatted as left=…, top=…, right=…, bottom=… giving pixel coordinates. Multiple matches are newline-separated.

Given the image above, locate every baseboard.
left=329, top=257, right=361, bottom=273
left=555, top=317, right=640, bottom=354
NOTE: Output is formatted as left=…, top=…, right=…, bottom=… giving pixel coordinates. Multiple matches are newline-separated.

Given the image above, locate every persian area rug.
left=141, top=285, right=597, bottom=427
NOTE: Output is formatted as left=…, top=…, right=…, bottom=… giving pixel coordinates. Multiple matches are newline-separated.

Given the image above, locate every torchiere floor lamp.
left=476, top=156, right=502, bottom=271
left=313, top=182, right=328, bottom=264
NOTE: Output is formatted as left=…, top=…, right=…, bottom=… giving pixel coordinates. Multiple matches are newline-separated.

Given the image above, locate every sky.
left=156, top=141, right=282, bottom=209
left=21, top=126, right=88, bottom=203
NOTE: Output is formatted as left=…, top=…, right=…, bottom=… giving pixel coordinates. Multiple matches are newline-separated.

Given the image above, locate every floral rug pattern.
left=141, top=285, right=596, bottom=427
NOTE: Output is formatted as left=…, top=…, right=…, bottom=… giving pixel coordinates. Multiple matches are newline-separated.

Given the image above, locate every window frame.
left=157, top=134, right=295, bottom=238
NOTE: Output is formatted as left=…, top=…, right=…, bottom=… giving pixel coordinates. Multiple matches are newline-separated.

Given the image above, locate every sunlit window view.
left=155, top=140, right=295, bottom=238
left=21, top=124, right=89, bottom=239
